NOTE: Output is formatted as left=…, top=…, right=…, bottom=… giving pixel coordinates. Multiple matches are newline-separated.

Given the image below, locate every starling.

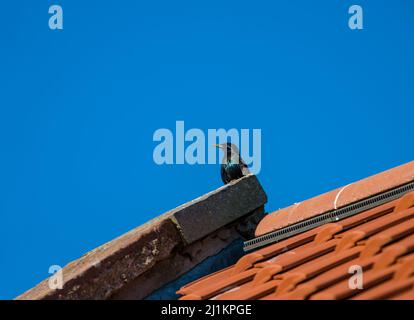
left=215, top=143, right=250, bottom=184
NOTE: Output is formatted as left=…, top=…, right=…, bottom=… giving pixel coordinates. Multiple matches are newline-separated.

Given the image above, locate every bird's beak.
left=213, top=144, right=222, bottom=149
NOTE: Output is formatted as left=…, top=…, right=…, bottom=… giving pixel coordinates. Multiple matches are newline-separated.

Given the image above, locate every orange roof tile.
left=256, top=161, right=414, bottom=237
left=177, top=162, right=414, bottom=300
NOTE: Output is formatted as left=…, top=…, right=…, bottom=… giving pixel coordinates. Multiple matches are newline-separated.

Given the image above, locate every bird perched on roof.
left=214, top=143, right=250, bottom=184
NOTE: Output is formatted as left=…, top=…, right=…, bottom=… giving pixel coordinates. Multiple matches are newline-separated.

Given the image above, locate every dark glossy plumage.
left=216, top=143, right=249, bottom=184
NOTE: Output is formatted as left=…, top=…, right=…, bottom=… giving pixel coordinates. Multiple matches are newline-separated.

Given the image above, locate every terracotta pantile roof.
left=177, top=162, right=414, bottom=300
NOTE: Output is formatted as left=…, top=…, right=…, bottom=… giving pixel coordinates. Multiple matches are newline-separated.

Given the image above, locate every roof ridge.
left=255, top=160, right=414, bottom=237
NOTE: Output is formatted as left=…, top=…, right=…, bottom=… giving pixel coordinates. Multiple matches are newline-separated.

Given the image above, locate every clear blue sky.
left=0, top=1, right=413, bottom=299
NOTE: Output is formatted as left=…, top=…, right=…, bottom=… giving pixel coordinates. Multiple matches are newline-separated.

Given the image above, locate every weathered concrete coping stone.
left=16, top=174, right=267, bottom=300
